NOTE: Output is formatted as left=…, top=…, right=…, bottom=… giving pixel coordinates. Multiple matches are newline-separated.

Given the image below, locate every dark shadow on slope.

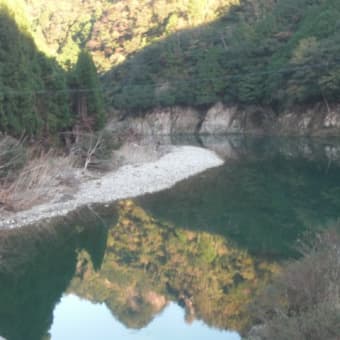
left=103, top=0, right=340, bottom=113
left=0, top=5, right=72, bottom=137
left=102, top=0, right=263, bottom=112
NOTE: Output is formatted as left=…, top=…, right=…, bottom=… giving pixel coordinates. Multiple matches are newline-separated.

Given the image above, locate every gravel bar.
left=0, top=146, right=224, bottom=229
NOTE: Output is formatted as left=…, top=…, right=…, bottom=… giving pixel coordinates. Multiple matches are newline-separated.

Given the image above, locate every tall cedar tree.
left=74, top=50, right=105, bottom=130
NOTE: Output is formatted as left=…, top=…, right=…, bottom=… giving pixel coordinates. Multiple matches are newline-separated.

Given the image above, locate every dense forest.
left=0, top=0, right=104, bottom=137
left=1, top=0, right=340, bottom=135
left=24, top=0, right=242, bottom=70
left=106, top=0, right=340, bottom=111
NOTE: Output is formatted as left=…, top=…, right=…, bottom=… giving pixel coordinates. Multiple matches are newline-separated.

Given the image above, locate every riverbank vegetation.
left=0, top=137, right=77, bottom=212
left=0, top=1, right=112, bottom=212
left=0, top=130, right=122, bottom=213
left=246, top=228, right=340, bottom=339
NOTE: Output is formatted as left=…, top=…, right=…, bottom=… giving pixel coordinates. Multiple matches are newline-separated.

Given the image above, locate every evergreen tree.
left=73, top=50, right=105, bottom=130
left=0, top=3, right=72, bottom=137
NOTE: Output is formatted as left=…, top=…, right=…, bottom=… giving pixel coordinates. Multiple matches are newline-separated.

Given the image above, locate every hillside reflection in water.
left=0, top=136, right=340, bottom=340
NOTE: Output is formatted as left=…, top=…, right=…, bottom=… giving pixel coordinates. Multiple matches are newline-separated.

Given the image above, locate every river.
left=1, top=136, right=340, bottom=340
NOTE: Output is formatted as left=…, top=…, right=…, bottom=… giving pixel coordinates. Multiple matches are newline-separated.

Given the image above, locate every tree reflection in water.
left=68, top=200, right=278, bottom=333
left=2, top=138, right=340, bottom=339
left=0, top=200, right=277, bottom=340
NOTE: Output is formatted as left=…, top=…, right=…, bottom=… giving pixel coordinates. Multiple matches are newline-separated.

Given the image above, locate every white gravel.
left=0, top=145, right=223, bottom=229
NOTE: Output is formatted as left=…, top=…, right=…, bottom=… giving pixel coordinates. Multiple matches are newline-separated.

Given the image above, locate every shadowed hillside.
left=3, top=0, right=340, bottom=132
left=0, top=1, right=104, bottom=137
left=103, top=0, right=340, bottom=113
left=0, top=3, right=71, bottom=136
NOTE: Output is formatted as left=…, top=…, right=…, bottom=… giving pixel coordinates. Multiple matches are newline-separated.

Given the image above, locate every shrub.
left=0, top=136, right=26, bottom=182
left=246, top=229, right=340, bottom=340
left=0, top=150, right=75, bottom=211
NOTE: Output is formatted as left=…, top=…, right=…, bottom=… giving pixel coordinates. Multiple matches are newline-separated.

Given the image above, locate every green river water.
left=1, top=136, right=340, bottom=340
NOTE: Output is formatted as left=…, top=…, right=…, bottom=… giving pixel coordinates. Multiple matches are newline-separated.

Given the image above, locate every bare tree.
left=83, top=133, right=103, bottom=171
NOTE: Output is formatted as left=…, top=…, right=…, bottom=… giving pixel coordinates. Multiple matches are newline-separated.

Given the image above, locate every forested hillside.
left=1, top=0, right=340, bottom=136
left=0, top=1, right=70, bottom=136
left=24, top=0, right=242, bottom=70
left=105, top=0, right=340, bottom=112
left=0, top=1, right=104, bottom=137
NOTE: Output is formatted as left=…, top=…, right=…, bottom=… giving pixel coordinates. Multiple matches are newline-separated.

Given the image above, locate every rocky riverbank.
left=0, top=145, right=223, bottom=229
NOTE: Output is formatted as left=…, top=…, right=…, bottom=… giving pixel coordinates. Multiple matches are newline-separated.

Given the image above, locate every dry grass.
left=246, top=228, right=340, bottom=340
left=0, top=150, right=77, bottom=212
left=0, top=130, right=120, bottom=213
left=0, top=136, right=26, bottom=181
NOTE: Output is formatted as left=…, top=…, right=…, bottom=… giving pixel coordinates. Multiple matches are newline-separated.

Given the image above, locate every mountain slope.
left=2, top=0, right=340, bottom=133
left=103, top=0, right=340, bottom=113
left=24, top=0, right=242, bottom=71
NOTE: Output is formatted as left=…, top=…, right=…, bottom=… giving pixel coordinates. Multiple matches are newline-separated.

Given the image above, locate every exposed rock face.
left=171, top=107, right=201, bottom=134
left=274, top=105, right=340, bottom=135
left=199, top=103, right=237, bottom=134
left=275, top=109, right=322, bottom=135
left=324, top=111, right=340, bottom=128
left=108, top=107, right=201, bottom=136
left=199, top=103, right=275, bottom=134
left=109, top=103, right=340, bottom=137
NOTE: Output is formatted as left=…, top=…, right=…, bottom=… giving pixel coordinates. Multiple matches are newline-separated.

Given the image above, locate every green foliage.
left=2, top=0, right=340, bottom=134
left=73, top=50, right=105, bottom=129
left=104, top=0, right=340, bottom=112
left=0, top=2, right=107, bottom=138
left=248, top=229, right=340, bottom=340
left=24, top=0, right=240, bottom=71
left=0, top=3, right=72, bottom=137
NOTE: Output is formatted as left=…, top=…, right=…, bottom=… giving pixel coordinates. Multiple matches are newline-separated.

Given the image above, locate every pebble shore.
left=0, top=146, right=223, bottom=229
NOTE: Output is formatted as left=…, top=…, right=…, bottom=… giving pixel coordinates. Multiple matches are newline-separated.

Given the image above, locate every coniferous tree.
left=73, top=50, right=105, bottom=130
left=0, top=3, right=72, bottom=137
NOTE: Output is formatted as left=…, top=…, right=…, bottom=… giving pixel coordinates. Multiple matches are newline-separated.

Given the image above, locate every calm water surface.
left=1, top=136, right=340, bottom=340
